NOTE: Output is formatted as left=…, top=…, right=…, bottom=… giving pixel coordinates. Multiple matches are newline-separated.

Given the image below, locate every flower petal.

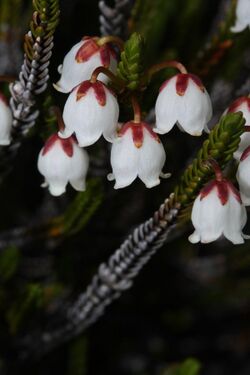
left=138, top=129, right=166, bottom=188
left=110, top=130, right=139, bottom=189
left=155, top=76, right=178, bottom=134
left=190, top=189, right=225, bottom=243
left=223, top=192, right=246, bottom=244
left=62, top=85, right=119, bottom=147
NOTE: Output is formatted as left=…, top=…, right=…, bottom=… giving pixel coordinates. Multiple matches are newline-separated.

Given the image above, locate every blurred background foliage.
left=0, top=0, right=250, bottom=374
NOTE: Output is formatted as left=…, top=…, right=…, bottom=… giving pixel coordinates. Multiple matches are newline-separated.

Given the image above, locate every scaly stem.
left=90, top=66, right=125, bottom=90
left=131, top=95, right=141, bottom=123
left=147, top=60, right=188, bottom=80
left=98, top=35, right=124, bottom=51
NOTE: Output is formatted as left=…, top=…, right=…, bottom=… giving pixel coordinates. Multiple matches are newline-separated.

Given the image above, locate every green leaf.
left=165, top=358, right=201, bottom=375
left=117, top=32, right=145, bottom=91
left=0, top=246, right=20, bottom=282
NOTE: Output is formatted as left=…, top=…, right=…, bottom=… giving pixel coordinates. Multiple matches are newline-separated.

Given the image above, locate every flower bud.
left=108, top=121, right=167, bottom=189
left=154, top=73, right=212, bottom=136
left=225, top=96, right=250, bottom=160
left=189, top=178, right=246, bottom=244
left=231, top=0, right=250, bottom=33
left=61, top=80, right=119, bottom=147
left=0, top=92, right=12, bottom=145
left=54, top=37, right=118, bottom=93
left=37, top=134, right=89, bottom=196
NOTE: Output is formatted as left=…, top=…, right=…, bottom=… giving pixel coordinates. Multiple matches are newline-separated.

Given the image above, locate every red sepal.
left=42, top=134, right=76, bottom=158
left=176, top=74, right=189, bottom=96
left=142, top=122, right=160, bottom=143
left=227, top=180, right=242, bottom=204
left=75, top=39, right=99, bottom=63
left=227, top=96, right=250, bottom=113
left=200, top=178, right=241, bottom=206
left=119, top=121, right=160, bottom=148
left=240, top=145, right=250, bottom=161
left=216, top=180, right=229, bottom=206
left=100, top=45, right=110, bottom=68
left=76, top=81, right=92, bottom=101
left=76, top=81, right=107, bottom=106
left=93, top=81, right=106, bottom=106
left=200, top=180, right=216, bottom=200
left=176, top=73, right=205, bottom=96
left=189, top=74, right=205, bottom=92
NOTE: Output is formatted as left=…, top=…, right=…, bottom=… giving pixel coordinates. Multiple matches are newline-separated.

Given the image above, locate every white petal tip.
left=53, top=82, right=70, bottom=93
left=58, top=130, right=73, bottom=139
left=0, top=139, right=11, bottom=146
left=57, top=64, right=63, bottom=74
left=230, top=24, right=246, bottom=33
left=107, top=173, right=115, bottom=181
left=153, top=127, right=165, bottom=135
left=160, top=172, right=171, bottom=179
left=188, top=232, right=200, bottom=244
left=49, top=186, right=66, bottom=196
left=144, top=179, right=161, bottom=188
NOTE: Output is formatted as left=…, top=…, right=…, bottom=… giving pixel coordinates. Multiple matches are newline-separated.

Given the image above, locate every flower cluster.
left=38, top=36, right=214, bottom=197
left=30, top=34, right=250, bottom=247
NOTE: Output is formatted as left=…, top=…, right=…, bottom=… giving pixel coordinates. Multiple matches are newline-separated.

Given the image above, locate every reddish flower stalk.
left=97, top=35, right=124, bottom=51
left=131, top=95, right=141, bottom=123
left=204, top=159, right=223, bottom=182
left=147, top=60, right=188, bottom=79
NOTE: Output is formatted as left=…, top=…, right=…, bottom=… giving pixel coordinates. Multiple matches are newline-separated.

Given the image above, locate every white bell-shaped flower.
left=61, top=80, right=119, bottom=147
left=236, top=146, right=250, bottom=205
left=108, top=121, right=167, bottom=189
left=37, top=133, right=89, bottom=196
left=189, top=178, right=247, bottom=245
left=0, top=93, right=12, bottom=145
left=225, top=96, right=250, bottom=160
left=231, top=0, right=250, bottom=33
left=54, top=37, right=118, bottom=93
left=154, top=73, right=212, bottom=136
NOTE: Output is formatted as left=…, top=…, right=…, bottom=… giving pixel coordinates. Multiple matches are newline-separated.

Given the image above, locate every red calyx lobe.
left=227, top=96, right=250, bottom=113
left=200, top=178, right=241, bottom=205
left=240, top=145, right=250, bottom=161
left=75, top=37, right=117, bottom=67
left=160, top=74, right=205, bottom=96
left=76, top=81, right=112, bottom=106
left=119, top=121, right=160, bottom=148
left=42, top=134, right=77, bottom=157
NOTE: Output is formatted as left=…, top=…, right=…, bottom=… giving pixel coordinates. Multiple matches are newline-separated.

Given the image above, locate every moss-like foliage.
left=117, top=32, right=145, bottom=90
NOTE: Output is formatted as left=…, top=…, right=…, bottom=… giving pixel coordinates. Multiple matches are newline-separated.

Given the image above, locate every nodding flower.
left=154, top=73, right=212, bottom=136
left=108, top=121, right=168, bottom=189
left=189, top=161, right=247, bottom=245
left=60, top=80, right=119, bottom=147
left=54, top=36, right=118, bottom=93
left=37, top=133, right=89, bottom=196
